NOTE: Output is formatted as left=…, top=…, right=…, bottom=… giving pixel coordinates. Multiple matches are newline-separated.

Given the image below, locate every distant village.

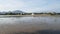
left=0, top=10, right=60, bottom=15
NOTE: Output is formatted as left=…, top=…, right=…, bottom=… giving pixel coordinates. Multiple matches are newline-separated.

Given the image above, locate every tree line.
left=0, top=12, right=60, bottom=15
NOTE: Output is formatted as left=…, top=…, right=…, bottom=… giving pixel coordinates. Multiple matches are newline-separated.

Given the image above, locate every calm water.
left=0, top=16, right=60, bottom=34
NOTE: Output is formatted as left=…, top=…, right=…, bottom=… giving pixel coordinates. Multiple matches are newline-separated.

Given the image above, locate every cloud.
left=0, top=0, right=60, bottom=12
left=0, top=0, right=26, bottom=11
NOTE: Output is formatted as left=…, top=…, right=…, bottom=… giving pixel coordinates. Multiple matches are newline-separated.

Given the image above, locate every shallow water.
left=0, top=16, right=60, bottom=34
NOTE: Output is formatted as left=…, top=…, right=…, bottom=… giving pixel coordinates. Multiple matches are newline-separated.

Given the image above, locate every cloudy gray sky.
left=0, top=0, right=60, bottom=12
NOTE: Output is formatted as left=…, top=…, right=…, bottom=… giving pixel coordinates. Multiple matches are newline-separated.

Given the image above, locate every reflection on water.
left=0, top=16, right=59, bottom=24
left=0, top=16, right=60, bottom=34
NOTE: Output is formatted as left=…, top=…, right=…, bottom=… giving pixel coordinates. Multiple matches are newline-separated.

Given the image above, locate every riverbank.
left=7, top=30, right=60, bottom=34
left=0, top=15, right=60, bottom=17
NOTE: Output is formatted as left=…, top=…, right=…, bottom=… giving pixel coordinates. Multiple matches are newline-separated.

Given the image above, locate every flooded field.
left=0, top=15, right=60, bottom=34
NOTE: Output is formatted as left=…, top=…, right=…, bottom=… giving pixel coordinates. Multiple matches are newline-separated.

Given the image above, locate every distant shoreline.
left=0, top=14, right=60, bottom=17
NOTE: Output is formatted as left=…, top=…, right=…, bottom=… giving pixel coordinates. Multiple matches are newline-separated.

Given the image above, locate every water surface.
left=0, top=16, right=60, bottom=34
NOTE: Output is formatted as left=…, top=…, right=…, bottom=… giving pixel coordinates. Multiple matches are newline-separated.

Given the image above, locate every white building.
left=31, top=13, right=34, bottom=15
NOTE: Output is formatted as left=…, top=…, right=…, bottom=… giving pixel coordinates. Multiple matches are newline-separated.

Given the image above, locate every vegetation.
left=0, top=10, right=60, bottom=15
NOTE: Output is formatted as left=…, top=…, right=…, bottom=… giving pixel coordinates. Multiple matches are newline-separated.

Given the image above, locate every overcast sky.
left=0, top=0, right=60, bottom=12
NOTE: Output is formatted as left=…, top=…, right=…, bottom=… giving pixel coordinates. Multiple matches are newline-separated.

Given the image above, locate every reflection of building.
left=32, top=13, right=34, bottom=15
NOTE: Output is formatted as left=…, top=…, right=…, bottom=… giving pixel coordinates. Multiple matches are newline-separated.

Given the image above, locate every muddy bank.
left=7, top=30, right=60, bottom=34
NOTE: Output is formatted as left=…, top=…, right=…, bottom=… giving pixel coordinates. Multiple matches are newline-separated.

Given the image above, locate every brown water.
left=0, top=16, right=60, bottom=34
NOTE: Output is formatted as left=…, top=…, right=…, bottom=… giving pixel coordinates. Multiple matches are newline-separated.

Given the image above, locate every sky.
left=0, top=0, right=60, bottom=13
